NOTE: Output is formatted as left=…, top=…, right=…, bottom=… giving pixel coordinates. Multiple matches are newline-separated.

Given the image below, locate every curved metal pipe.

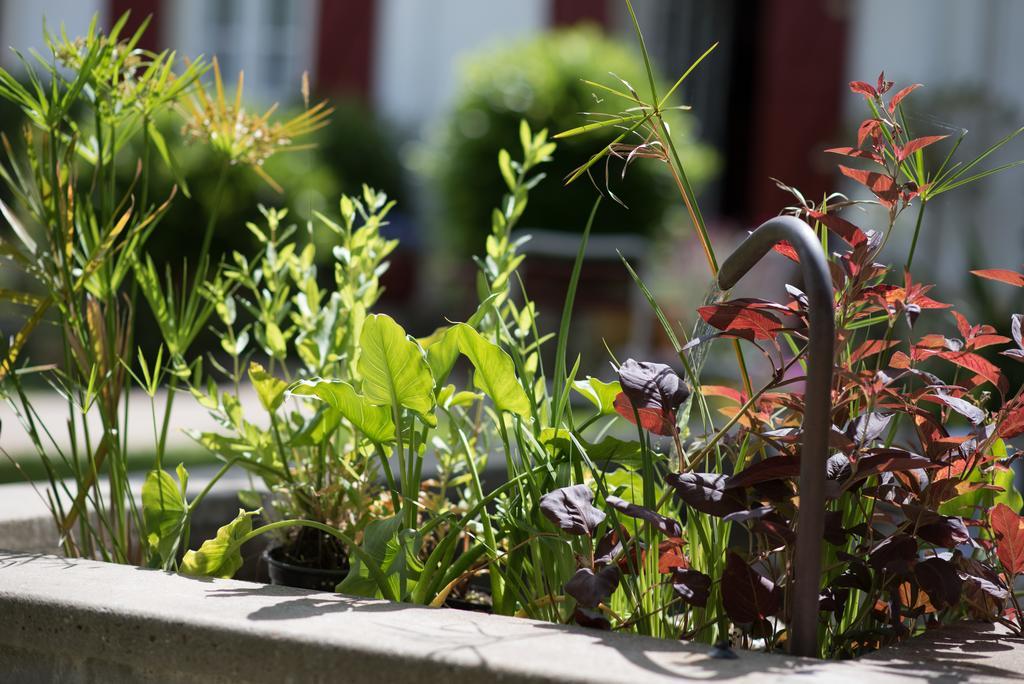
left=717, top=215, right=834, bottom=658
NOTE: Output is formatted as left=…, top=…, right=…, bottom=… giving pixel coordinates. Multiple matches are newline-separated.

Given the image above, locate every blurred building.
left=2, top=0, right=1022, bottom=297
left=0, top=0, right=846, bottom=225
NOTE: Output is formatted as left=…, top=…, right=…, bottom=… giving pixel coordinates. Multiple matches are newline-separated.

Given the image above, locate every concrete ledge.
left=1, top=552, right=1022, bottom=683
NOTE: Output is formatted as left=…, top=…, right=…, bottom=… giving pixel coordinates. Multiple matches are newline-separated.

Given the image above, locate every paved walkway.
left=0, top=386, right=263, bottom=458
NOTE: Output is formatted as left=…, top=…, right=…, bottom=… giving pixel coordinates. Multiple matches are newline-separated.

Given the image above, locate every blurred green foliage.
left=425, top=25, right=718, bottom=255
left=129, top=98, right=408, bottom=269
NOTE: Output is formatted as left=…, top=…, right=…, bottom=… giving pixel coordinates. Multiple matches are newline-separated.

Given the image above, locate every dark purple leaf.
left=616, top=358, right=689, bottom=414
left=666, top=472, right=747, bottom=517
left=914, top=557, right=962, bottom=609
left=540, top=485, right=606, bottom=536
left=722, top=505, right=775, bottom=523
left=834, top=561, right=872, bottom=592
left=565, top=566, right=621, bottom=608
left=573, top=606, right=611, bottom=630
left=956, top=556, right=1009, bottom=619
left=605, top=495, right=682, bottom=537
left=593, top=528, right=621, bottom=567
left=849, top=412, right=893, bottom=444
left=915, top=516, right=970, bottom=548
left=824, top=511, right=847, bottom=546
left=819, top=586, right=850, bottom=619
left=721, top=552, right=781, bottom=623
left=925, top=393, right=986, bottom=425
left=671, top=569, right=711, bottom=607
left=1002, top=314, right=1024, bottom=362
left=868, top=533, right=918, bottom=577
left=752, top=518, right=796, bottom=545
left=752, top=479, right=795, bottom=502
left=826, top=454, right=853, bottom=482
left=854, top=449, right=936, bottom=481
left=727, top=454, right=801, bottom=489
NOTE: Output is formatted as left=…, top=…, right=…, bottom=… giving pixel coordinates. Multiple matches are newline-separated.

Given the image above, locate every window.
left=172, top=0, right=318, bottom=104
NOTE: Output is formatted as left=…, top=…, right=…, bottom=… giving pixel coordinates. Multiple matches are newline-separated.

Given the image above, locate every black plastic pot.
left=443, top=578, right=493, bottom=614
left=262, top=545, right=349, bottom=593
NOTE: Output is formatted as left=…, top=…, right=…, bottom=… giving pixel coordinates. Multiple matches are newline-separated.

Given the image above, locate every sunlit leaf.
left=289, top=378, right=395, bottom=444
left=358, top=313, right=436, bottom=425
left=180, top=509, right=258, bottom=578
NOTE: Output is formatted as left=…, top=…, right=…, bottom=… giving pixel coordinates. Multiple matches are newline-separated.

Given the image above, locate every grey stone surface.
left=0, top=551, right=1022, bottom=684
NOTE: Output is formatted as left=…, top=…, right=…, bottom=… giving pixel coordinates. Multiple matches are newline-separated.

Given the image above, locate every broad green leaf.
left=993, top=438, right=1023, bottom=512
left=358, top=314, right=436, bottom=424
left=939, top=443, right=1021, bottom=518
left=180, top=509, right=258, bottom=579
left=425, top=325, right=461, bottom=388
left=420, top=293, right=500, bottom=387
left=336, top=515, right=404, bottom=598
left=572, top=377, right=623, bottom=415
left=538, top=428, right=652, bottom=470
left=142, top=468, right=187, bottom=565
left=248, top=362, right=287, bottom=412
left=289, top=378, right=395, bottom=443
left=438, top=384, right=482, bottom=409
left=454, top=324, right=530, bottom=418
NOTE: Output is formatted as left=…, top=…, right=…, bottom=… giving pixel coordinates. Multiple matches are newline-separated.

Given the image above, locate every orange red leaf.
left=990, top=503, right=1024, bottom=576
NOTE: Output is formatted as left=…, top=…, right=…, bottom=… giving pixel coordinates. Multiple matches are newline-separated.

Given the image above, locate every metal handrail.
left=717, top=215, right=835, bottom=658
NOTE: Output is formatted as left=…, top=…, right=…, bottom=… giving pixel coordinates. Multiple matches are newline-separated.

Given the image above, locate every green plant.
left=186, top=193, right=398, bottom=569
left=425, top=24, right=716, bottom=254
left=0, top=14, right=326, bottom=569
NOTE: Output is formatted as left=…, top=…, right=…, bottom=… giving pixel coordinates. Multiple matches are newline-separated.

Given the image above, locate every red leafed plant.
left=556, top=14, right=1024, bottom=657
left=669, top=73, right=1024, bottom=655
left=551, top=69, right=1024, bottom=658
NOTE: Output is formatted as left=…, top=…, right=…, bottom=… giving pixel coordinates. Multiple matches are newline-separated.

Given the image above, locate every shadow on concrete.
left=206, top=582, right=407, bottom=621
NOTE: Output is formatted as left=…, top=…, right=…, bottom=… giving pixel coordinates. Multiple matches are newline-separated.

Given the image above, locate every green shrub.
left=123, top=98, right=407, bottom=271
left=426, top=25, right=717, bottom=254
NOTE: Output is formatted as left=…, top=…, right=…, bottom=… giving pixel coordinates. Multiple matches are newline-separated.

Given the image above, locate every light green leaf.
left=498, top=148, right=516, bottom=191
left=264, top=321, right=287, bottom=358
left=289, top=378, right=395, bottom=443
left=454, top=324, right=530, bottom=418
left=420, top=293, right=500, bottom=388
left=572, top=377, right=623, bottom=415
left=939, top=441, right=1020, bottom=519
left=142, top=468, right=187, bottom=565
left=180, top=509, right=258, bottom=579
left=248, top=362, right=287, bottom=412
left=358, top=314, right=436, bottom=425
left=538, top=428, right=652, bottom=470
left=336, top=515, right=405, bottom=598
left=425, top=325, right=461, bottom=388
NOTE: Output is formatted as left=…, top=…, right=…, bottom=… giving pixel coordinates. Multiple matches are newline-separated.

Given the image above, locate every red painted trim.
left=551, top=0, right=608, bottom=28
left=110, top=0, right=162, bottom=51
left=315, top=0, right=375, bottom=98
left=745, top=1, right=847, bottom=224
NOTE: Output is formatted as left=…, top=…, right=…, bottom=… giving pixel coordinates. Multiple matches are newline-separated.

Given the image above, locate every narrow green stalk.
left=904, top=199, right=927, bottom=271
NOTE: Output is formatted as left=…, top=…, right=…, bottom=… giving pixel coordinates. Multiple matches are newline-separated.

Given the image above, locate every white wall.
left=846, top=0, right=1024, bottom=309
left=0, top=0, right=105, bottom=70
left=164, top=0, right=319, bottom=105
left=372, top=0, right=547, bottom=133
